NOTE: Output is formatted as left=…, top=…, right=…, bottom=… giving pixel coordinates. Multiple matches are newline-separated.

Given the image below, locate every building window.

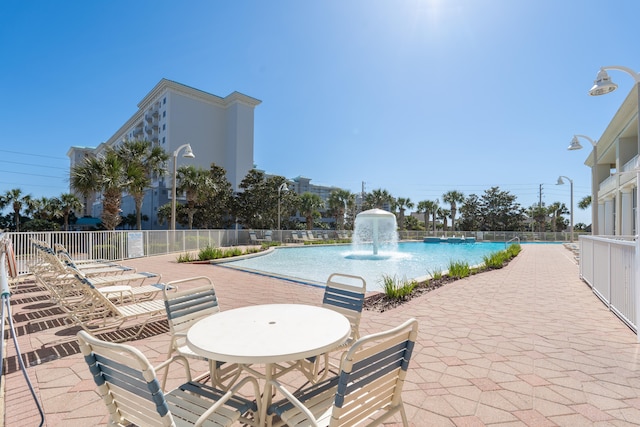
left=163, top=111, right=166, bottom=117
left=163, top=97, right=166, bottom=104
left=162, top=137, right=165, bottom=144
left=163, top=124, right=166, bottom=130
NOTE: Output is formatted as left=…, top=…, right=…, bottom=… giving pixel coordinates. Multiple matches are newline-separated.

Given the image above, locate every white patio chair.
left=77, top=330, right=261, bottom=427
left=298, top=273, right=367, bottom=383
left=267, top=318, right=419, bottom=427
left=162, top=277, right=243, bottom=390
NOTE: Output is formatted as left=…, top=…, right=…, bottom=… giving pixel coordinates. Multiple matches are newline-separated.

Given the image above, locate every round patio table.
left=187, top=303, right=351, bottom=425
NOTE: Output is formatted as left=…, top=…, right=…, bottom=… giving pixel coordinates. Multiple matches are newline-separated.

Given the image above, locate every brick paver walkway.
left=3, top=244, right=640, bottom=426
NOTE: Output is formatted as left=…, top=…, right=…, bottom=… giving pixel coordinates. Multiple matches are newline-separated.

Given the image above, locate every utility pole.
left=539, top=184, right=544, bottom=207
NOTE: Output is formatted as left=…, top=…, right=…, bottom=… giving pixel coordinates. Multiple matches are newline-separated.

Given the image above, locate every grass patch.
left=448, top=260, right=471, bottom=278
left=380, top=275, right=417, bottom=300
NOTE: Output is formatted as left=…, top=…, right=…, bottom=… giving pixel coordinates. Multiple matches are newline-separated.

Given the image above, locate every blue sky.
left=1, top=0, right=639, bottom=227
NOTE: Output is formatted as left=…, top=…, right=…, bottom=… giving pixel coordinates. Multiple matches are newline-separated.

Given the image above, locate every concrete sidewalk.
left=3, top=244, right=640, bottom=426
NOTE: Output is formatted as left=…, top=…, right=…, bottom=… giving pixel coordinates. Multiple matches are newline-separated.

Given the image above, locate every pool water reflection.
left=218, top=242, right=509, bottom=292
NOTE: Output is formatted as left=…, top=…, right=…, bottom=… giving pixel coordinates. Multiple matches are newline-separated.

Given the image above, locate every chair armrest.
left=154, top=354, right=193, bottom=384
left=266, top=379, right=320, bottom=427
left=195, top=376, right=262, bottom=427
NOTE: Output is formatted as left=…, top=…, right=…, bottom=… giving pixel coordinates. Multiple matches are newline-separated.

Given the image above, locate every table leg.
left=260, top=363, right=274, bottom=427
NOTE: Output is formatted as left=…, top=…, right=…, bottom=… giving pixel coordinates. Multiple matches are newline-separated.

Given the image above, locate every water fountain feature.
left=347, top=208, right=399, bottom=260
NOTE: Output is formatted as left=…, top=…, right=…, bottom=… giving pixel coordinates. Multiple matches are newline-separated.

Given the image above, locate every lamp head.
left=182, top=144, right=195, bottom=158
left=556, top=176, right=565, bottom=185
left=589, top=68, right=618, bottom=96
left=567, top=136, right=583, bottom=151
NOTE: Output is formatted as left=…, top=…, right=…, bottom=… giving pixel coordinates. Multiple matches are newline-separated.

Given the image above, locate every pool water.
left=219, top=241, right=510, bottom=292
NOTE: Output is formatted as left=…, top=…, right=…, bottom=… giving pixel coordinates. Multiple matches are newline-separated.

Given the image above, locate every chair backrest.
left=323, top=273, right=367, bottom=342
left=77, top=330, right=176, bottom=427
left=330, top=318, right=419, bottom=427
left=163, top=278, right=221, bottom=353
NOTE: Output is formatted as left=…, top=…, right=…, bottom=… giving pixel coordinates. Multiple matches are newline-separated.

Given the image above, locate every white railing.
left=579, top=235, right=637, bottom=332
left=5, top=230, right=248, bottom=275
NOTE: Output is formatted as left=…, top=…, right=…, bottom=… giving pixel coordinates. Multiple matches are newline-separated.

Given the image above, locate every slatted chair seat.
left=267, top=318, right=419, bottom=427
left=162, top=277, right=243, bottom=390
left=77, top=330, right=260, bottom=427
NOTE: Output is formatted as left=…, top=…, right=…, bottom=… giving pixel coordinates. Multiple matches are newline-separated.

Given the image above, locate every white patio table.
left=186, top=303, right=351, bottom=426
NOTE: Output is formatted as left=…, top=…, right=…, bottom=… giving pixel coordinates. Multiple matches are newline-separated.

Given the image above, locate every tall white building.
left=68, top=79, right=261, bottom=229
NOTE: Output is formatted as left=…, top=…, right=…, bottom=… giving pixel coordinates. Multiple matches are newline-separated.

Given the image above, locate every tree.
left=299, top=192, right=324, bottom=230
left=417, top=200, right=438, bottom=233
left=442, top=190, right=465, bottom=232
left=193, top=163, right=236, bottom=229
left=4, top=188, right=31, bottom=232
left=395, top=197, right=414, bottom=231
left=175, top=165, right=212, bottom=229
left=458, top=194, right=482, bottom=231
left=578, top=195, right=591, bottom=210
left=117, top=139, right=169, bottom=230
left=527, top=204, right=548, bottom=232
left=327, top=189, right=354, bottom=230
left=547, top=202, right=569, bottom=232
left=59, top=193, right=83, bottom=231
left=363, top=189, right=394, bottom=211
left=438, top=208, right=450, bottom=232
left=478, top=187, right=525, bottom=231
left=70, top=148, right=130, bottom=230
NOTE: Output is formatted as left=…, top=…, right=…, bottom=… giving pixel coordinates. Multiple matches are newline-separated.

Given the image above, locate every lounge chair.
left=77, top=330, right=261, bottom=427
left=267, top=318, right=419, bottom=427
left=248, top=230, right=265, bottom=244
left=162, top=277, right=242, bottom=390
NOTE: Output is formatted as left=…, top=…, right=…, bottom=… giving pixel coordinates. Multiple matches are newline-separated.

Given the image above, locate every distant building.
left=68, top=79, right=261, bottom=229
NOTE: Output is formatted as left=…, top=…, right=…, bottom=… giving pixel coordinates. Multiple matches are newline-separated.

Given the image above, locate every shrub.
left=448, top=260, right=470, bottom=278
left=177, top=252, right=196, bottom=263
left=198, top=245, right=222, bottom=261
left=380, top=275, right=417, bottom=300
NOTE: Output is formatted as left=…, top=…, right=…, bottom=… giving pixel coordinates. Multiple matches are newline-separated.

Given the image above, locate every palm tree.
left=438, top=208, right=451, bottom=232
left=364, top=189, right=394, bottom=210
left=4, top=188, right=31, bottom=232
left=117, top=140, right=169, bottom=230
left=59, top=193, right=83, bottom=231
left=548, top=201, right=569, bottom=232
left=70, top=148, right=129, bottom=230
left=176, top=165, right=212, bottom=229
left=417, top=199, right=439, bottom=233
left=299, top=192, right=324, bottom=230
left=442, top=190, right=465, bottom=232
left=327, top=189, right=354, bottom=230
left=395, top=197, right=414, bottom=231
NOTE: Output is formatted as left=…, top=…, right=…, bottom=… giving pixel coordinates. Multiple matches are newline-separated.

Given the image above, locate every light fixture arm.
left=556, top=175, right=574, bottom=243
left=600, top=65, right=640, bottom=82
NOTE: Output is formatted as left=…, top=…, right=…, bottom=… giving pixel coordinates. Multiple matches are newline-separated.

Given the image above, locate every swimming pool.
left=218, top=241, right=510, bottom=292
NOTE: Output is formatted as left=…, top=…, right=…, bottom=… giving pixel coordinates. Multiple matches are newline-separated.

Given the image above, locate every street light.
left=568, top=135, right=598, bottom=235
left=556, top=176, right=574, bottom=243
left=277, top=182, right=289, bottom=241
left=589, top=65, right=640, bottom=341
left=170, top=144, right=195, bottom=230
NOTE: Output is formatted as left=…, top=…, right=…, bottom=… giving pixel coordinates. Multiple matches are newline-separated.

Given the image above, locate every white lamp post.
left=556, top=176, right=574, bottom=242
left=589, top=65, right=640, bottom=339
left=568, top=135, right=598, bottom=235
left=170, top=144, right=195, bottom=230
left=277, top=182, right=289, bottom=241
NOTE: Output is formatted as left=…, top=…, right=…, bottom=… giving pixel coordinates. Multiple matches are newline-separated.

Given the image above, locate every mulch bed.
left=363, top=276, right=459, bottom=312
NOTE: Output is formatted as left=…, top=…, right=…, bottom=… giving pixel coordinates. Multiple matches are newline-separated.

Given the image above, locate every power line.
left=0, top=149, right=67, bottom=160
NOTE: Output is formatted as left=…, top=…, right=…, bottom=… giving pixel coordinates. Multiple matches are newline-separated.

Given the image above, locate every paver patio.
left=2, top=243, right=640, bottom=426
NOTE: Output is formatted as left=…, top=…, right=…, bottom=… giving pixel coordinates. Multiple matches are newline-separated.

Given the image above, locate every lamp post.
left=568, top=135, right=598, bottom=235
left=170, top=144, right=195, bottom=230
left=589, top=65, right=640, bottom=340
left=277, top=182, right=288, bottom=242
left=556, top=176, right=574, bottom=242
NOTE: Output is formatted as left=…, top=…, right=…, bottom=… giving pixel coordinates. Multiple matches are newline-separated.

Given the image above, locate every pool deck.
left=3, top=244, right=640, bottom=426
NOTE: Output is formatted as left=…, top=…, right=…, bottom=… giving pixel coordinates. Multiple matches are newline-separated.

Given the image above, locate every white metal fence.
left=579, top=235, right=637, bottom=332
left=6, top=228, right=584, bottom=276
